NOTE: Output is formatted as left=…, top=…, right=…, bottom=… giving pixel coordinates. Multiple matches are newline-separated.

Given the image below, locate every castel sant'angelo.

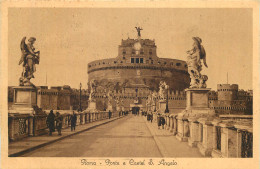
left=87, top=28, right=190, bottom=111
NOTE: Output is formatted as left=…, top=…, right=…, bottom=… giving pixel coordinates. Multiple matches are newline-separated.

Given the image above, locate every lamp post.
left=165, top=85, right=169, bottom=113
left=79, top=82, right=82, bottom=112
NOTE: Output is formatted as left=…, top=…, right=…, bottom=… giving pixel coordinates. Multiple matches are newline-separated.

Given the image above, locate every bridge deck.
left=10, top=115, right=202, bottom=157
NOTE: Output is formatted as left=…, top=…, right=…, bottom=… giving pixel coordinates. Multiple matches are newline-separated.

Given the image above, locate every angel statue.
left=151, top=91, right=157, bottom=105
left=19, top=37, right=40, bottom=86
left=88, top=80, right=97, bottom=102
left=159, top=81, right=169, bottom=101
left=186, top=37, right=208, bottom=88
left=106, top=90, right=113, bottom=105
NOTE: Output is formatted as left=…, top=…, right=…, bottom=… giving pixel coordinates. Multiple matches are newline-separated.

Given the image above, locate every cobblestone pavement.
left=21, top=115, right=202, bottom=157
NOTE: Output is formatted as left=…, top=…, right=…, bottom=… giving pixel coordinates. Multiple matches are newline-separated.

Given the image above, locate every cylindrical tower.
left=217, top=84, right=238, bottom=101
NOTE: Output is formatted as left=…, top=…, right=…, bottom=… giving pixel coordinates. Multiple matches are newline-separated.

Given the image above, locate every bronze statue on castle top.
left=135, top=27, right=143, bottom=37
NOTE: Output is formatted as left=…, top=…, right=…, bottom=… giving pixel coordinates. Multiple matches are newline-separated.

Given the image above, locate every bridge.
left=9, top=110, right=252, bottom=158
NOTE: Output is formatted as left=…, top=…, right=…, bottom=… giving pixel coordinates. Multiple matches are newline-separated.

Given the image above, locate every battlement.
left=120, top=38, right=156, bottom=47
left=217, top=84, right=239, bottom=91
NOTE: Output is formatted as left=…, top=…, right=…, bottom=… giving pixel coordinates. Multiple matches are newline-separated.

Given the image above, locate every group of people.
left=46, top=110, right=77, bottom=136
left=118, top=110, right=129, bottom=117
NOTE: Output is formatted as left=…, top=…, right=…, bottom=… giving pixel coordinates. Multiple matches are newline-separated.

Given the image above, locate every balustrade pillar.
left=28, top=115, right=34, bottom=136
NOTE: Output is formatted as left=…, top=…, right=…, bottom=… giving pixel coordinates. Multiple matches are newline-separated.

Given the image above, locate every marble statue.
left=89, top=80, right=97, bottom=102
left=159, top=81, right=169, bottom=101
left=107, top=90, right=113, bottom=105
left=19, top=37, right=40, bottom=86
left=152, top=91, right=157, bottom=105
left=116, top=96, right=120, bottom=107
left=146, top=91, right=153, bottom=106
left=186, top=37, right=208, bottom=88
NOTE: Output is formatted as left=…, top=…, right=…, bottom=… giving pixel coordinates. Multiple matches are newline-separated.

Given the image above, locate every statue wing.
left=200, top=45, right=208, bottom=68
left=19, top=37, right=27, bottom=65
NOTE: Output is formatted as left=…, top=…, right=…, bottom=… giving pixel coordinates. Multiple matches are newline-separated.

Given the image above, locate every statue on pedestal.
left=107, top=90, right=113, bottom=105
left=152, top=91, right=157, bottom=104
left=159, top=81, right=169, bottom=101
left=186, top=37, right=208, bottom=88
left=88, top=80, right=97, bottom=102
left=19, top=37, right=40, bottom=86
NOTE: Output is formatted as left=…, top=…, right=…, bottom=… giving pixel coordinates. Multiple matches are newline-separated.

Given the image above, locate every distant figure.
left=157, top=114, right=161, bottom=129
left=108, top=110, right=112, bottom=119
left=70, top=111, right=77, bottom=131
left=56, top=112, right=63, bottom=136
left=46, top=110, right=55, bottom=136
left=161, top=116, right=165, bottom=129
left=150, top=113, right=153, bottom=123
left=147, top=114, right=150, bottom=121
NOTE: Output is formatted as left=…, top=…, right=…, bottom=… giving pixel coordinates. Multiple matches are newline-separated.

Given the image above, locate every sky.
left=8, top=8, right=253, bottom=90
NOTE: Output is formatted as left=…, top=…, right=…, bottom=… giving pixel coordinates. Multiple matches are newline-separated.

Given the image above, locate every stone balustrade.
left=8, top=110, right=119, bottom=142
left=156, top=113, right=253, bottom=158
left=8, top=113, right=48, bottom=141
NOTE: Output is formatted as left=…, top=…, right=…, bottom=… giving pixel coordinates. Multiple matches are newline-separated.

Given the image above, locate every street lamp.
left=165, top=85, right=169, bottom=113
left=79, top=82, right=82, bottom=112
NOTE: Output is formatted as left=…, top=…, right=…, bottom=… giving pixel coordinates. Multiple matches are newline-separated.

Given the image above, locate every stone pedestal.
left=158, top=100, right=166, bottom=113
left=107, top=104, right=113, bottom=111
left=10, top=86, right=37, bottom=114
left=186, top=88, right=210, bottom=110
left=88, top=101, right=97, bottom=110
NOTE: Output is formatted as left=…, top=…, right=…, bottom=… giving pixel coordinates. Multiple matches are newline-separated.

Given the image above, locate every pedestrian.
left=161, top=116, right=165, bottom=129
left=46, top=110, right=55, bottom=136
left=157, top=114, right=161, bottom=129
left=108, top=110, right=112, bottom=119
left=56, top=112, right=63, bottom=136
left=70, top=111, right=77, bottom=131
left=150, top=113, right=153, bottom=123
left=147, top=113, right=150, bottom=121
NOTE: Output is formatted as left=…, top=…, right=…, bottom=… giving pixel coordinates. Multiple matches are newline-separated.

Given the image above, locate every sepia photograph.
left=1, top=1, right=259, bottom=169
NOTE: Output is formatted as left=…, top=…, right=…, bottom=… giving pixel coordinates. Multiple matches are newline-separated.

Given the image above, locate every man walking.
left=161, top=116, right=166, bottom=129
left=56, top=112, right=63, bottom=136
left=108, top=110, right=112, bottom=119
left=157, top=114, right=161, bottom=129
left=46, top=110, right=55, bottom=136
left=70, top=111, right=77, bottom=131
left=150, top=113, right=153, bottom=123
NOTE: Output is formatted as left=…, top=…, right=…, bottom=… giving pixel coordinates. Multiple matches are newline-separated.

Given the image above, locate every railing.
left=241, top=131, right=253, bottom=158
left=156, top=112, right=253, bottom=158
left=8, top=110, right=120, bottom=142
left=8, top=113, right=47, bottom=141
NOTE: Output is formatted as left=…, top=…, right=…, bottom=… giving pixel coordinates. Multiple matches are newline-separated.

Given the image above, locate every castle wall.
left=88, top=62, right=190, bottom=91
